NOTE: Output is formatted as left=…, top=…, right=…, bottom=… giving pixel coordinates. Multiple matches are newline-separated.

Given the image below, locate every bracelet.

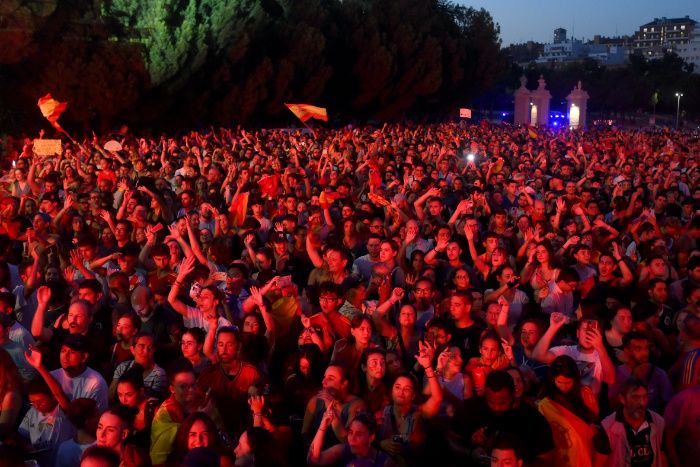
left=174, top=281, right=182, bottom=287
left=253, top=412, right=263, bottom=417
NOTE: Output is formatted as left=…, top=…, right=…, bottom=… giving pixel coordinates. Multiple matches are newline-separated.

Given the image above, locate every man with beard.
left=31, top=286, right=108, bottom=372
left=196, top=326, right=261, bottom=437
left=602, top=379, right=666, bottom=467
left=608, top=332, right=673, bottom=413
left=24, top=334, right=109, bottom=411
left=352, top=233, right=382, bottom=283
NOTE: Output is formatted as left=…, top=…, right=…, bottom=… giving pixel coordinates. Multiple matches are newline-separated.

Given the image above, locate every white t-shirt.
left=50, top=366, right=109, bottom=411
left=549, top=345, right=604, bottom=395
left=19, top=405, right=74, bottom=467
left=184, top=305, right=232, bottom=332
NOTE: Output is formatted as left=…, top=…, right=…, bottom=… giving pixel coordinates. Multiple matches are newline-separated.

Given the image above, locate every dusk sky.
left=460, top=0, right=700, bottom=46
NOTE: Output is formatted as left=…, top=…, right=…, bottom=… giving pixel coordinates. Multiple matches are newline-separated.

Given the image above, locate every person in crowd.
left=179, top=327, right=210, bottom=375
left=602, top=378, right=666, bottom=467
left=449, top=370, right=554, bottom=465
left=308, top=411, right=395, bottom=466
left=0, top=121, right=698, bottom=467
left=302, top=363, right=365, bottom=449
left=532, top=313, right=616, bottom=396
left=608, top=331, right=673, bottom=413
left=56, top=398, right=100, bottom=467
left=18, top=377, right=75, bottom=467
left=110, top=332, right=168, bottom=399
left=376, top=340, right=443, bottom=463
left=537, top=355, right=610, bottom=466
left=96, top=405, right=150, bottom=467
left=166, top=412, right=222, bottom=465
left=150, top=360, right=199, bottom=466
left=25, top=335, right=109, bottom=411
left=115, top=369, right=160, bottom=447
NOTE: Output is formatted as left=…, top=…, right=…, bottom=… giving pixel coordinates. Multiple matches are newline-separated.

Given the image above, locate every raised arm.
left=531, top=312, right=568, bottom=364
left=25, top=346, right=70, bottom=411
left=417, top=340, right=442, bottom=418
left=413, top=187, right=440, bottom=221
left=305, top=233, right=324, bottom=269
left=167, top=255, right=196, bottom=317
left=184, top=215, right=208, bottom=266
left=31, top=286, right=54, bottom=343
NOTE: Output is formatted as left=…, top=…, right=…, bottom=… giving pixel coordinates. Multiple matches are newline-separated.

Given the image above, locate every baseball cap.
left=62, top=334, right=88, bottom=352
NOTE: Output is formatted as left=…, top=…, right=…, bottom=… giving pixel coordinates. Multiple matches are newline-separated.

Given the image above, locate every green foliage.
left=0, top=0, right=506, bottom=129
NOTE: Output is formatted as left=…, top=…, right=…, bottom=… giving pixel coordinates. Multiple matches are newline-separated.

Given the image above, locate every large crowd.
left=0, top=122, right=698, bottom=467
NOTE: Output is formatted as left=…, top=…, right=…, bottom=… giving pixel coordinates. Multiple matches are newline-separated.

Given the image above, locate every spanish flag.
left=37, top=93, right=68, bottom=133
left=229, top=191, right=249, bottom=227
left=284, top=103, right=328, bottom=123
left=258, top=174, right=279, bottom=199
left=527, top=125, right=538, bottom=139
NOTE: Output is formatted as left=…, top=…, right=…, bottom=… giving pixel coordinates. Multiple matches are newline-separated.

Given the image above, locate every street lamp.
left=675, top=92, right=683, bottom=129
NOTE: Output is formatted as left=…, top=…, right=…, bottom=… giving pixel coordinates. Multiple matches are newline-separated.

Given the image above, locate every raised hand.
left=555, top=198, right=565, bottom=213
left=167, top=223, right=181, bottom=239
left=248, top=395, right=265, bottom=414
left=63, top=194, right=74, bottom=210
left=99, top=210, right=112, bottom=224
left=37, top=285, right=52, bottom=306
left=250, top=286, right=265, bottom=308
left=549, top=311, right=569, bottom=329
left=390, top=287, right=405, bottom=304
left=416, top=339, right=436, bottom=368
left=501, top=338, right=514, bottom=361
left=405, top=273, right=417, bottom=287
left=178, top=255, right=196, bottom=279
left=24, top=345, right=43, bottom=369
left=63, top=266, right=76, bottom=283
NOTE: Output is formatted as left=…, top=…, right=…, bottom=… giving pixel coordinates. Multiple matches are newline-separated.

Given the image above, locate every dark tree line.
left=2, top=1, right=696, bottom=133
left=0, top=0, right=505, bottom=132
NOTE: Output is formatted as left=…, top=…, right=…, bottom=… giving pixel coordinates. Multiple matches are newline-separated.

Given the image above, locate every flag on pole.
left=284, top=103, right=328, bottom=123
left=37, top=94, right=68, bottom=133
left=258, top=174, right=280, bottom=199
left=230, top=191, right=249, bottom=227
left=527, top=125, right=538, bottom=139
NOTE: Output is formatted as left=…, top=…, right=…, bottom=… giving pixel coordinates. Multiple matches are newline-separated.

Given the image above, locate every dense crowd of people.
left=0, top=122, right=698, bottom=467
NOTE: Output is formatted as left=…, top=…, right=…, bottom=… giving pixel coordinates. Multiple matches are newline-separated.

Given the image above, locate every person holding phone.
left=532, top=314, right=616, bottom=397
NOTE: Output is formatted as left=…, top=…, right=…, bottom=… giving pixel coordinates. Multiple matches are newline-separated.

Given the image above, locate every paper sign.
left=459, top=108, right=472, bottom=118
left=33, top=139, right=62, bottom=156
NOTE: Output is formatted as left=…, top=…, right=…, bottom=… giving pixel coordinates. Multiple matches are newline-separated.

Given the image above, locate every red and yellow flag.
left=258, top=174, right=280, bottom=199
left=284, top=103, right=328, bottom=123
left=230, top=191, right=249, bottom=227
left=37, top=93, right=68, bottom=133
left=527, top=125, right=538, bottom=139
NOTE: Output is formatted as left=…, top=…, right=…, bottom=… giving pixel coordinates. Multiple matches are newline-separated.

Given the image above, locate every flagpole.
left=301, top=120, right=317, bottom=139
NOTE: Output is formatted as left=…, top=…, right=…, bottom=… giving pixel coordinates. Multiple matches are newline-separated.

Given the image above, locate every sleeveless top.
left=312, top=395, right=362, bottom=449
left=439, top=373, right=465, bottom=401
left=378, top=404, right=421, bottom=445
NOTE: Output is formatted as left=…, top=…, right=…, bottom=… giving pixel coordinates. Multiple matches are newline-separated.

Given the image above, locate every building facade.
left=632, top=16, right=697, bottom=59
